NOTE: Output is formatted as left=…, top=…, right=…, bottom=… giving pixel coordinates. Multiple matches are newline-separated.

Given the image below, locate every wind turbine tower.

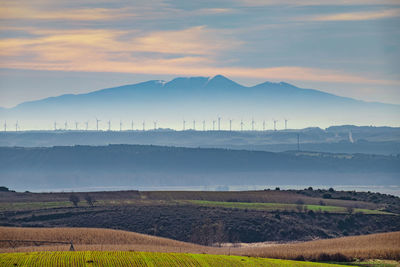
left=85, top=121, right=89, bottom=131
left=154, top=121, right=157, bottom=130
left=284, top=119, right=288, bottom=130
left=108, top=120, right=111, bottom=131
left=263, top=120, right=266, bottom=131
left=229, top=119, right=232, bottom=131
left=64, top=121, right=68, bottom=131
left=131, top=121, right=134, bottom=131
left=218, top=117, right=221, bottom=131
left=183, top=120, right=186, bottom=131
left=15, top=121, right=19, bottom=132
left=75, top=121, right=79, bottom=131
left=212, top=120, right=216, bottom=131
left=142, top=121, right=145, bottom=131
left=96, top=118, right=101, bottom=131
left=240, top=120, right=244, bottom=131
left=54, top=122, right=57, bottom=131
left=3, top=121, right=6, bottom=132
left=251, top=118, right=255, bottom=131
left=120, top=120, right=122, bottom=131
left=202, top=120, right=205, bottom=131
left=193, top=120, right=196, bottom=130
left=273, top=120, right=277, bottom=131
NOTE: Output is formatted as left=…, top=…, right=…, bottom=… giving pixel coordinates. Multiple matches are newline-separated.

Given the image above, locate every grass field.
left=239, top=231, right=400, bottom=262
left=1, top=226, right=399, bottom=265
left=185, top=200, right=394, bottom=215
left=0, top=251, right=348, bottom=267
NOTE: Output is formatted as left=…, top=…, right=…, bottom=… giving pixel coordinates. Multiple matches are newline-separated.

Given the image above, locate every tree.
left=346, top=206, right=354, bottom=214
left=69, top=193, right=80, bottom=207
left=84, top=194, right=95, bottom=207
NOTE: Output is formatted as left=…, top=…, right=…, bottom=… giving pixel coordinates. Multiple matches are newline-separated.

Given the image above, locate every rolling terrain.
left=0, top=145, right=398, bottom=191
left=1, top=125, right=399, bottom=155
left=1, top=189, right=399, bottom=245
left=0, top=226, right=398, bottom=266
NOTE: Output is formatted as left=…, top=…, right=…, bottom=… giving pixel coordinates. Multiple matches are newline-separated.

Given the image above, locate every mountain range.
left=1, top=75, right=399, bottom=129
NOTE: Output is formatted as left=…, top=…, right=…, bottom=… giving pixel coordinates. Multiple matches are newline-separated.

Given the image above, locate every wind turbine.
left=15, top=121, right=19, bottom=132
left=240, top=120, right=244, bottom=131
left=202, top=120, right=205, bottom=131
left=120, top=120, right=123, bottom=131
left=263, top=120, right=266, bottom=131
left=183, top=120, right=186, bottom=131
left=108, top=120, right=111, bottom=131
left=273, top=119, right=278, bottom=131
left=229, top=119, right=232, bottom=131
left=85, top=121, right=89, bottom=131
left=64, top=121, right=68, bottom=131
left=96, top=118, right=101, bottom=131
left=212, top=120, right=216, bottom=131
left=284, top=119, right=288, bottom=130
left=218, top=117, right=221, bottom=131
left=131, top=121, right=134, bottom=131
left=54, top=121, right=57, bottom=131
left=251, top=118, right=255, bottom=131
left=193, top=120, right=196, bottom=130
left=142, top=121, right=145, bottom=131
left=153, top=121, right=157, bottom=130
left=75, top=121, right=79, bottom=131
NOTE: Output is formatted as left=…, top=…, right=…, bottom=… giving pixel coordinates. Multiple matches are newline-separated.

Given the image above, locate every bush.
left=322, top=193, right=332, bottom=199
left=84, top=194, right=95, bottom=207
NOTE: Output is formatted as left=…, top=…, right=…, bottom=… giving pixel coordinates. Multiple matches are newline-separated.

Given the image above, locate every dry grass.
left=0, top=227, right=205, bottom=251
left=234, top=232, right=400, bottom=261
left=1, top=227, right=399, bottom=262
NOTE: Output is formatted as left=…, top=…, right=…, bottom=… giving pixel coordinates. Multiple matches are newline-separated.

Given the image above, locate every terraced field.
left=0, top=251, right=347, bottom=267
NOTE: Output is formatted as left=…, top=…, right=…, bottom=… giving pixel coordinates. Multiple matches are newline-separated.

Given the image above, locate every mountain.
left=1, top=75, right=399, bottom=129
left=0, top=145, right=398, bottom=191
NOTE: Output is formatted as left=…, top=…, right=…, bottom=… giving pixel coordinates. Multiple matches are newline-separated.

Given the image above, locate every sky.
left=0, top=0, right=399, bottom=108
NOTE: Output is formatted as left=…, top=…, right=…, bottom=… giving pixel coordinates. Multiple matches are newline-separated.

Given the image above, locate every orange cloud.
left=0, top=4, right=134, bottom=21
left=307, top=9, right=400, bottom=21
left=0, top=26, right=397, bottom=86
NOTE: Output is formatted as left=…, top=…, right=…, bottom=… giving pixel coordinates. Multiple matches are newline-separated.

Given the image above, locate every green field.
left=0, top=251, right=348, bottom=267
left=0, top=198, right=394, bottom=215
left=186, top=200, right=394, bottom=215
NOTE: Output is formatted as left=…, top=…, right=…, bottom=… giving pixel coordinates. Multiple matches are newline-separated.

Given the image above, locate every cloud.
left=233, top=0, right=400, bottom=6
left=305, top=9, right=400, bottom=21
left=0, top=3, right=135, bottom=21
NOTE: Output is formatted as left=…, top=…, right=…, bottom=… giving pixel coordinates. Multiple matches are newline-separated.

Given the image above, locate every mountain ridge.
left=1, top=75, right=399, bottom=129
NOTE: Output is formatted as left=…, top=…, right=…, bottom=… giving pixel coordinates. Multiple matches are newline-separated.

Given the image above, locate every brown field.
left=237, top=231, right=400, bottom=261
left=0, top=227, right=209, bottom=253
left=1, top=226, right=399, bottom=263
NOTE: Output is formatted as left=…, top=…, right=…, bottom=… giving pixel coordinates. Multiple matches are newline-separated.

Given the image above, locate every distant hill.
left=1, top=75, right=399, bottom=129
left=0, top=145, right=398, bottom=191
left=0, top=125, right=399, bottom=155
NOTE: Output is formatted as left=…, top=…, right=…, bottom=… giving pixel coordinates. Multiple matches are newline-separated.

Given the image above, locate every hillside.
left=0, top=145, right=399, bottom=191
left=1, top=190, right=399, bottom=245
left=0, top=226, right=399, bottom=264
left=1, top=125, right=400, bottom=155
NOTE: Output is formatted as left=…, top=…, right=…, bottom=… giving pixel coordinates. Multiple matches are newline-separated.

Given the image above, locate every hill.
left=1, top=75, right=399, bottom=129
left=0, top=226, right=398, bottom=264
left=239, top=231, right=400, bottom=262
left=1, top=125, right=400, bottom=155
left=0, top=145, right=399, bottom=191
